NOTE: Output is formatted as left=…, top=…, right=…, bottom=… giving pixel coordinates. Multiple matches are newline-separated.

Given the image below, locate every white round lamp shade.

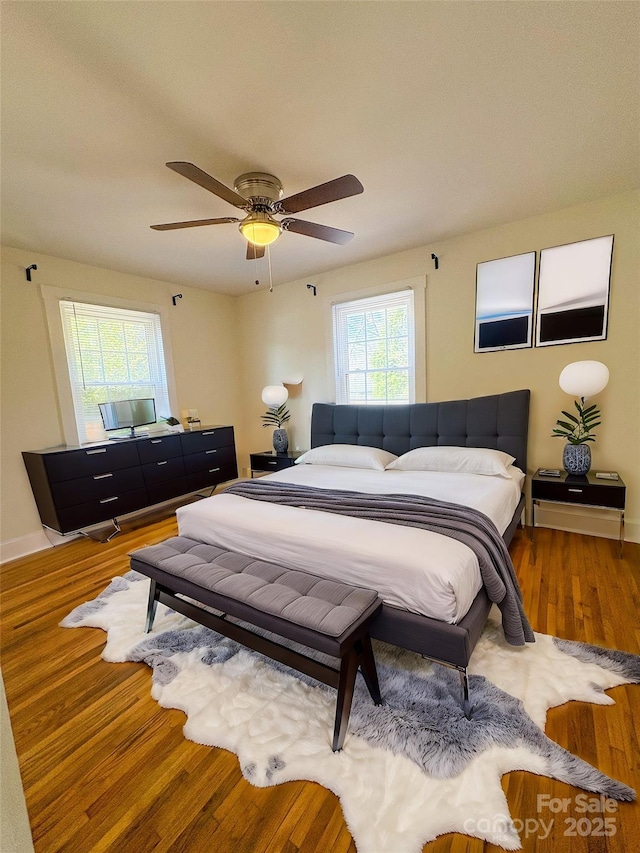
left=559, top=361, right=609, bottom=398
left=261, top=385, right=289, bottom=407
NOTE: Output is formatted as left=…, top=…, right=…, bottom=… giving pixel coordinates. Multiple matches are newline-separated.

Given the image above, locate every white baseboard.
left=0, top=528, right=78, bottom=564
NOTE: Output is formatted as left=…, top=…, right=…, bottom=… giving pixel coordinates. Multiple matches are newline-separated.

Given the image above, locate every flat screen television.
left=98, top=398, right=156, bottom=439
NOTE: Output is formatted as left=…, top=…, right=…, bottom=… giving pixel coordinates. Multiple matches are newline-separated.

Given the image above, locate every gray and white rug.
left=62, top=572, right=639, bottom=852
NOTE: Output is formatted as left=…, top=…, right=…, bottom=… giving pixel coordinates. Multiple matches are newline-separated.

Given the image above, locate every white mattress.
left=176, top=465, right=524, bottom=624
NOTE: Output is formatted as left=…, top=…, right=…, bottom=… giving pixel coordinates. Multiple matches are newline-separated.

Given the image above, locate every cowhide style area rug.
left=62, top=572, right=640, bottom=852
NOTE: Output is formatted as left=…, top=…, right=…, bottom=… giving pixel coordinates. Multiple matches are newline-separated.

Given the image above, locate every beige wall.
left=237, top=191, right=639, bottom=541
left=0, top=246, right=243, bottom=555
left=2, top=191, right=638, bottom=557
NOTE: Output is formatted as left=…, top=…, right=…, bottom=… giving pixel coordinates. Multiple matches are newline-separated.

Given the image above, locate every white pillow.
left=295, top=444, right=398, bottom=471
left=386, top=446, right=516, bottom=478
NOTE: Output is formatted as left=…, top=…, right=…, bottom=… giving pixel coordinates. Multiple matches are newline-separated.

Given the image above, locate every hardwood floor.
left=2, top=510, right=639, bottom=852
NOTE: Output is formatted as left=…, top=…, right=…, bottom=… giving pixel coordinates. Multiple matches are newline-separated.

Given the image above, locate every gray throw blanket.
left=226, top=480, right=534, bottom=647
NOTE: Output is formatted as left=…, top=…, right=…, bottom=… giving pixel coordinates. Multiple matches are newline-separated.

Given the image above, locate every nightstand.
left=531, top=469, right=626, bottom=556
left=250, top=450, right=305, bottom=476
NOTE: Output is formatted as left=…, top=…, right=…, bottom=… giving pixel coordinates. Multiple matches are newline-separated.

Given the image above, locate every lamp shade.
left=240, top=213, right=281, bottom=247
left=261, top=385, right=289, bottom=407
left=559, top=361, right=609, bottom=398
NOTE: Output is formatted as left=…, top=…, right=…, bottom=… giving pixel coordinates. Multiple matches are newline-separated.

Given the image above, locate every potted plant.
left=552, top=399, right=601, bottom=475
left=261, top=402, right=291, bottom=453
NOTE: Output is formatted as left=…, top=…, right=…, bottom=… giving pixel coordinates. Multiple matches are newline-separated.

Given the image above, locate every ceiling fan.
left=151, top=162, right=364, bottom=260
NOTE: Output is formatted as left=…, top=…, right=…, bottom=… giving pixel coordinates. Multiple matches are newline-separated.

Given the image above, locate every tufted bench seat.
left=129, top=536, right=383, bottom=751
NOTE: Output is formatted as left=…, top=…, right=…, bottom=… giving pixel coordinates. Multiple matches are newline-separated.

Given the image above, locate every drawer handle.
left=86, top=448, right=107, bottom=455
left=568, top=488, right=583, bottom=493
left=268, top=461, right=278, bottom=465
left=157, top=461, right=168, bottom=466
left=151, top=439, right=162, bottom=444
left=205, top=449, right=217, bottom=454
left=208, top=467, right=220, bottom=473
left=93, top=473, right=113, bottom=480
left=100, top=496, right=118, bottom=504
left=202, top=431, right=216, bottom=436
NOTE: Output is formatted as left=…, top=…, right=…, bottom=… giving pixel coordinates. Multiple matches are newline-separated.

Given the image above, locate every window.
left=60, top=300, right=171, bottom=443
left=333, top=290, right=415, bottom=405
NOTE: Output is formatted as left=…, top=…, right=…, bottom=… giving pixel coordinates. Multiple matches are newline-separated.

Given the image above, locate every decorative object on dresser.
left=22, top=426, right=237, bottom=540
left=531, top=469, right=625, bottom=556
left=250, top=450, right=304, bottom=477
left=260, top=384, right=290, bottom=453
left=553, top=360, right=609, bottom=475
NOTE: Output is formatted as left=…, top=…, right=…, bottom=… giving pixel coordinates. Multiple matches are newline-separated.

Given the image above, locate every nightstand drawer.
left=533, top=479, right=625, bottom=509
left=250, top=452, right=302, bottom=473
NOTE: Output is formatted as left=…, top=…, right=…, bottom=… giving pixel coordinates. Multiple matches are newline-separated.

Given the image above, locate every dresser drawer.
left=183, top=444, right=236, bottom=475
left=56, top=488, right=148, bottom=532
left=137, top=435, right=182, bottom=464
left=146, top=477, right=188, bottom=504
left=142, top=457, right=185, bottom=487
left=533, top=479, right=626, bottom=509
left=50, top=466, right=145, bottom=509
left=44, top=443, right=140, bottom=482
left=180, top=427, right=234, bottom=455
left=186, top=462, right=238, bottom=492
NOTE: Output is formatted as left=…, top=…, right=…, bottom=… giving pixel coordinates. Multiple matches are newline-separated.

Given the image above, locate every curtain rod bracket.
left=171, top=293, right=183, bottom=306
left=306, top=283, right=317, bottom=296
left=431, top=254, right=439, bottom=270
left=25, top=264, right=38, bottom=281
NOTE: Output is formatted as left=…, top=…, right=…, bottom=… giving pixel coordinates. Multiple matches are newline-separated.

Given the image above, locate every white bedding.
left=176, top=465, right=524, bottom=624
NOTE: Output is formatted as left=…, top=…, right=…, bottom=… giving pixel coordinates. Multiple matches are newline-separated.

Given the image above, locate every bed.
left=176, top=389, right=530, bottom=706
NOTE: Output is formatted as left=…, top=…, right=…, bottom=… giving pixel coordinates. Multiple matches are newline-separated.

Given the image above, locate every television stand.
left=109, top=428, right=149, bottom=441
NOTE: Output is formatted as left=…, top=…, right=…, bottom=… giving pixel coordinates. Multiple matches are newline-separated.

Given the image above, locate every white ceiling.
left=2, top=2, right=638, bottom=295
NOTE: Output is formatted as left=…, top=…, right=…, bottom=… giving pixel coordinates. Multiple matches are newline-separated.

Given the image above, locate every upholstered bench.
left=129, top=536, right=383, bottom=751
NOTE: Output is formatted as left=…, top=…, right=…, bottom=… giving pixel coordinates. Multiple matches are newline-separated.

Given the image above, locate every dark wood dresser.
left=22, top=426, right=237, bottom=535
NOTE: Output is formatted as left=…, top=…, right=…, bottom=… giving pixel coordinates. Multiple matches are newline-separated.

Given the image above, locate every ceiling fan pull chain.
left=267, top=244, right=274, bottom=293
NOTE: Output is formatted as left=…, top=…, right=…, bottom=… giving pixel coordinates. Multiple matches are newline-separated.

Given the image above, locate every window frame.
left=327, top=277, right=426, bottom=406
left=41, top=285, right=179, bottom=446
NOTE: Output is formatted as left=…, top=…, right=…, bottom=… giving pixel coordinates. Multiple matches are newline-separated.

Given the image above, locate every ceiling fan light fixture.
left=240, top=213, right=281, bottom=247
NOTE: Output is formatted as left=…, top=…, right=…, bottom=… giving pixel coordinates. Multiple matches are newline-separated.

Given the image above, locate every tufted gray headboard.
left=310, top=389, right=530, bottom=473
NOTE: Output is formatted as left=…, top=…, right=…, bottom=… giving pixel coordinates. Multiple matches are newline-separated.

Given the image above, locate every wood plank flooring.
left=2, top=508, right=639, bottom=852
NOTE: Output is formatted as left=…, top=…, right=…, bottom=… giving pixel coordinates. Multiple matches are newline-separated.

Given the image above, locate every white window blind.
left=59, top=300, right=171, bottom=443
left=332, top=289, right=415, bottom=405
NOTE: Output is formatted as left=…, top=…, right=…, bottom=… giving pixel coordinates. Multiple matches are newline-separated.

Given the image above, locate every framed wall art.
left=535, top=234, right=613, bottom=347
left=474, top=251, right=536, bottom=352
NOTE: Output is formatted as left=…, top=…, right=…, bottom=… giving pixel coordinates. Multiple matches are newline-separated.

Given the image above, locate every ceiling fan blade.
left=150, top=217, right=239, bottom=231
left=282, top=218, right=354, bottom=245
left=277, top=174, right=363, bottom=215
left=166, top=162, right=248, bottom=208
left=246, top=243, right=265, bottom=260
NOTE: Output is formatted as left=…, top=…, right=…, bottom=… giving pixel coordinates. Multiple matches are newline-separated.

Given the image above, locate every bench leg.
left=332, top=649, right=359, bottom=752
left=356, top=635, right=382, bottom=705
left=460, top=668, right=471, bottom=719
left=145, top=578, right=158, bottom=633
